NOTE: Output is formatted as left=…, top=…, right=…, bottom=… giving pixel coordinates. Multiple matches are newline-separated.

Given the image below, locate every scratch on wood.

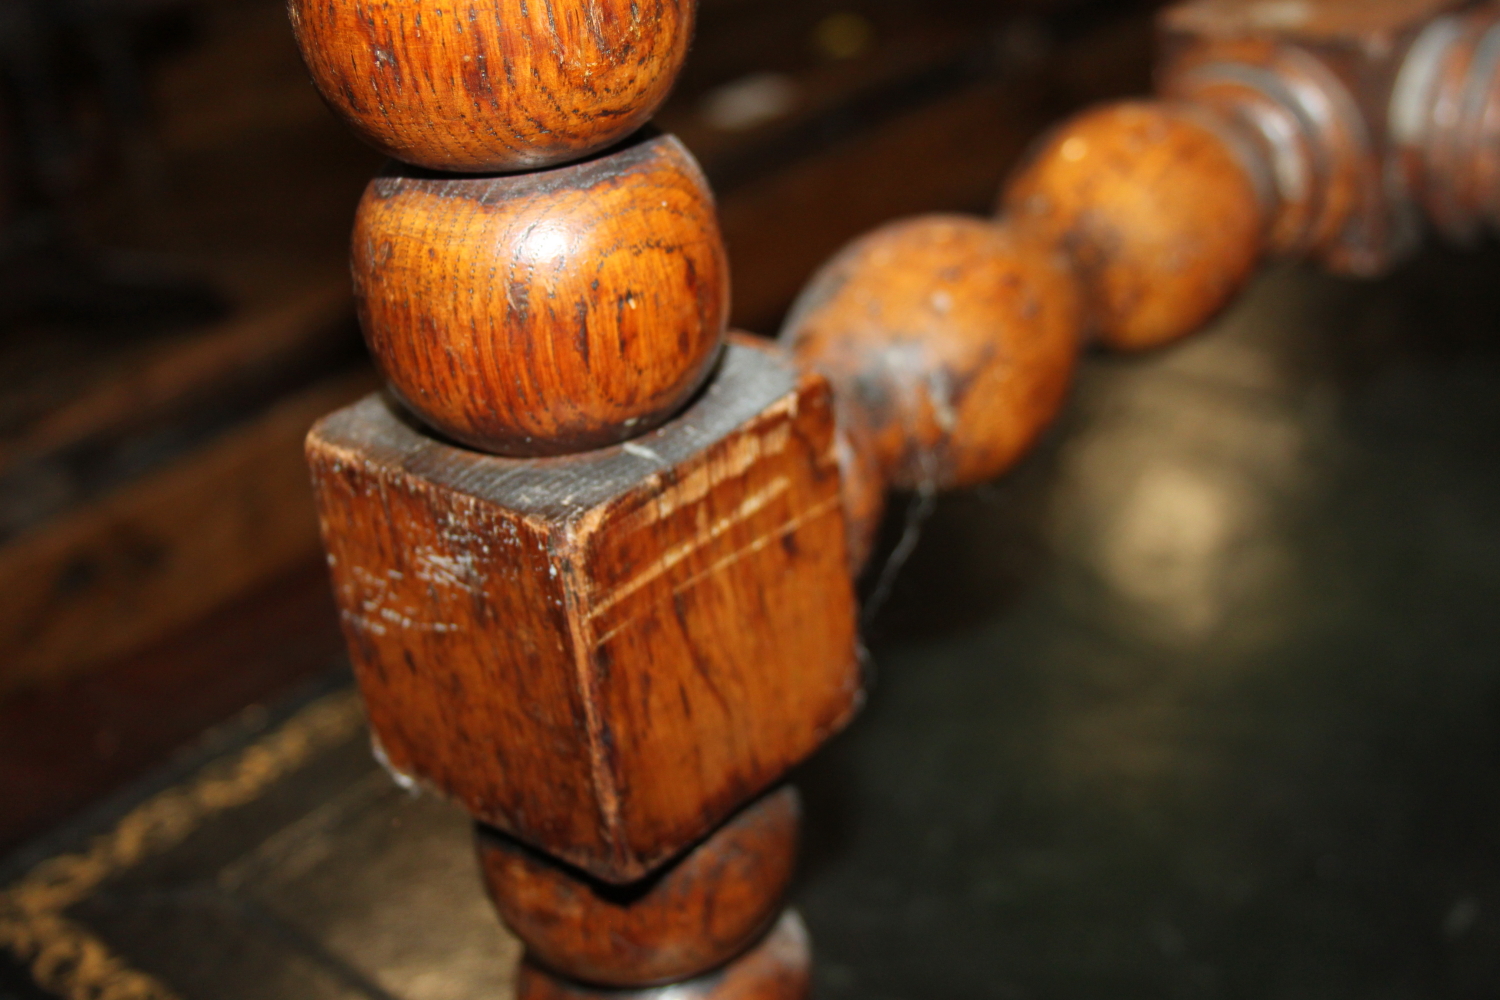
left=622, top=442, right=664, bottom=462
left=590, top=493, right=841, bottom=647
left=343, top=565, right=462, bottom=636
left=586, top=476, right=794, bottom=624
left=411, top=546, right=485, bottom=594
left=611, top=419, right=794, bottom=533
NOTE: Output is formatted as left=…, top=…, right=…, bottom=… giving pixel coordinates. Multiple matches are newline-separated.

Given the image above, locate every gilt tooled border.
left=0, top=690, right=365, bottom=1000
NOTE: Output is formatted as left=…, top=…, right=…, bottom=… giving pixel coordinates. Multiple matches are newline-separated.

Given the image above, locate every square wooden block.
left=307, top=339, right=862, bottom=883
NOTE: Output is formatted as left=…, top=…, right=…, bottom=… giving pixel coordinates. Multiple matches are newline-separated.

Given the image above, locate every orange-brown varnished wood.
left=1156, top=0, right=1487, bottom=275
left=1002, top=101, right=1266, bottom=351
left=1158, top=39, right=1342, bottom=260
left=478, top=786, right=800, bottom=987
left=306, top=339, right=860, bottom=884
left=1163, top=0, right=1460, bottom=44
left=832, top=419, right=886, bottom=575
left=515, top=910, right=812, bottom=1000
left=288, top=0, right=695, bottom=172
left=781, top=215, right=1080, bottom=492
left=1158, top=32, right=1399, bottom=274
left=352, top=134, right=728, bottom=456
left=1385, top=4, right=1500, bottom=244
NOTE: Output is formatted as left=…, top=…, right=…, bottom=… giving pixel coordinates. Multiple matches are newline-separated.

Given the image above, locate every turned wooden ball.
left=781, top=215, right=1080, bottom=492
left=1002, top=101, right=1265, bottom=351
left=834, top=419, right=887, bottom=576
left=515, top=911, right=812, bottom=1000
left=478, top=786, right=800, bottom=988
left=288, top=0, right=694, bottom=172
left=354, top=134, right=728, bottom=456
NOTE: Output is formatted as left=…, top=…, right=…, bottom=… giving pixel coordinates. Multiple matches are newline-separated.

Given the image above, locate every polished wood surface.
left=295, top=0, right=854, bottom=983
left=288, top=0, right=695, bottom=172
left=353, top=133, right=727, bottom=456
left=831, top=419, right=887, bottom=575
left=776, top=0, right=1500, bottom=517
left=1158, top=0, right=1500, bottom=276
left=1158, top=39, right=1361, bottom=263
left=1001, top=101, right=1266, bottom=351
left=1387, top=3, right=1500, bottom=244
left=479, top=785, right=800, bottom=987
left=1158, top=36, right=1395, bottom=274
left=515, top=910, right=812, bottom=1000
left=782, top=215, right=1079, bottom=492
left=307, top=340, right=860, bottom=884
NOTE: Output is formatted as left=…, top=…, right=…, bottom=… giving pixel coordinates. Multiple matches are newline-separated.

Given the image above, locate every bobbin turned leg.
left=476, top=784, right=808, bottom=996
left=293, top=0, right=854, bottom=992
left=309, top=344, right=849, bottom=993
left=307, top=336, right=858, bottom=993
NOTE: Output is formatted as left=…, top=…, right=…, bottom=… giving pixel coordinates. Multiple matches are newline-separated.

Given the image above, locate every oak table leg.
left=293, top=0, right=856, bottom=993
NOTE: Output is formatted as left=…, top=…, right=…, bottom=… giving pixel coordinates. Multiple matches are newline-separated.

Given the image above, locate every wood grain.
left=515, top=910, right=812, bottom=1000
left=307, top=339, right=860, bottom=883
left=288, top=0, right=695, bottom=172
left=1002, top=100, right=1267, bottom=351
left=781, top=215, right=1081, bottom=492
left=353, top=133, right=728, bottom=457
left=478, top=785, right=799, bottom=987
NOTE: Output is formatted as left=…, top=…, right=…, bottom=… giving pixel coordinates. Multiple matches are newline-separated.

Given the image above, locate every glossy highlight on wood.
left=515, top=910, right=813, bottom=1000
left=478, top=786, right=800, bottom=987
left=1002, top=100, right=1266, bottom=351
left=352, top=133, right=728, bottom=456
left=1159, top=34, right=1391, bottom=274
left=782, top=215, right=1080, bottom=492
left=288, top=0, right=696, bottom=172
left=306, top=340, right=860, bottom=884
left=1389, top=4, right=1500, bottom=245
